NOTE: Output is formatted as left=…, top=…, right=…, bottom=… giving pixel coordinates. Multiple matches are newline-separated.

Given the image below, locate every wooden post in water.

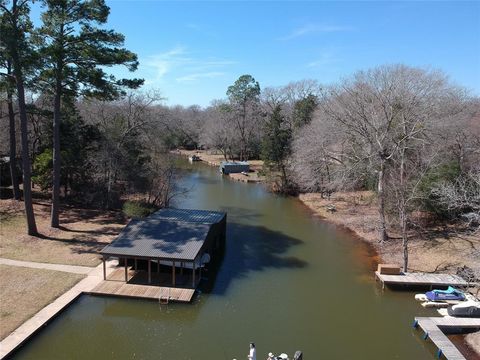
left=192, top=261, right=196, bottom=288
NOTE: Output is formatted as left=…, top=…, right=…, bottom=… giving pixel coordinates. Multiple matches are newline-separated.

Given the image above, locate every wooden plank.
left=89, top=280, right=195, bottom=302
left=414, top=317, right=480, bottom=360
left=375, top=271, right=468, bottom=288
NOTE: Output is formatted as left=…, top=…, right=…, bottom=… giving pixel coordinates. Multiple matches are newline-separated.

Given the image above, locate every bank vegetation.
left=1, top=0, right=479, bottom=281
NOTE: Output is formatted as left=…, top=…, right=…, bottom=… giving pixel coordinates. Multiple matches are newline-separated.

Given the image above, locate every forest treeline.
left=1, top=1, right=479, bottom=270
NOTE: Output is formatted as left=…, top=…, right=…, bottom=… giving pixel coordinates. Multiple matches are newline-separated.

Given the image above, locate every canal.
left=11, top=160, right=437, bottom=359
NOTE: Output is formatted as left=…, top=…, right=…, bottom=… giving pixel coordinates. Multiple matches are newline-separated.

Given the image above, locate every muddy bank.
left=299, top=191, right=480, bottom=356
left=449, top=332, right=480, bottom=359
left=298, top=192, right=480, bottom=277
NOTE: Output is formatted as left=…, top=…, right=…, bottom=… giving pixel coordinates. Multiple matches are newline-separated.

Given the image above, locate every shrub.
left=122, top=200, right=157, bottom=218
left=419, top=161, right=462, bottom=217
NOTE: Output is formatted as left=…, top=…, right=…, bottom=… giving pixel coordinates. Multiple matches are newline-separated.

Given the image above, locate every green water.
left=11, top=161, right=438, bottom=359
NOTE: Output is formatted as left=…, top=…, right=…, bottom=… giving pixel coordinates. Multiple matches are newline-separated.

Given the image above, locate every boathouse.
left=99, top=208, right=226, bottom=289
left=220, top=161, right=250, bottom=174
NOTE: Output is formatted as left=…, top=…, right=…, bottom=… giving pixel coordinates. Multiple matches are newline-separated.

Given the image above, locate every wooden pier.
left=375, top=271, right=468, bottom=289
left=413, top=317, right=480, bottom=360
left=89, top=281, right=195, bottom=302
left=87, top=268, right=195, bottom=303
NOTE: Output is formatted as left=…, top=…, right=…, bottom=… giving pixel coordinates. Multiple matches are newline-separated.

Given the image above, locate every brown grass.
left=0, top=198, right=125, bottom=267
left=0, top=264, right=84, bottom=340
left=299, top=191, right=480, bottom=275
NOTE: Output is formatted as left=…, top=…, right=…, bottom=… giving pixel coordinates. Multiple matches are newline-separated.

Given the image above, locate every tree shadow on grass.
left=34, top=225, right=121, bottom=255
left=200, top=222, right=307, bottom=296
left=58, top=206, right=126, bottom=226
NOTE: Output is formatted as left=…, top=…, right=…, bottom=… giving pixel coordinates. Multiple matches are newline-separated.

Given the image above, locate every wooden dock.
left=375, top=271, right=468, bottom=289
left=413, top=317, right=480, bottom=360
left=88, top=281, right=195, bottom=303
left=87, top=268, right=196, bottom=303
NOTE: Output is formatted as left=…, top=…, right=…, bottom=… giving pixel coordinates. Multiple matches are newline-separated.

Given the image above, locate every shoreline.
left=178, top=150, right=480, bottom=358
left=174, top=149, right=479, bottom=281
left=173, top=149, right=266, bottom=183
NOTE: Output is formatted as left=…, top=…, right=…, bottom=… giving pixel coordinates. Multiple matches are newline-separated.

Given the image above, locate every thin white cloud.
left=176, top=72, right=226, bottom=82
left=143, top=46, right=190, bottom=84
left=307, top=52, right=339, bottom=68
left=141, top=47, right=235, bottom=85
left=279, top=23, right=353, bottom=41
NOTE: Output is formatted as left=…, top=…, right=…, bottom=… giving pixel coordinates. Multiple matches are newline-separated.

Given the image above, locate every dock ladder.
left=159, top=288, right=170, bottom=305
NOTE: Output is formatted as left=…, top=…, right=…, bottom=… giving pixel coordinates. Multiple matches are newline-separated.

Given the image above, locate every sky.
left=31, top=1, right=480, bottom=107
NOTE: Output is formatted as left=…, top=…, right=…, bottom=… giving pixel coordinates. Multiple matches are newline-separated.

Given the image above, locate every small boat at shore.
left=447, top=301, right=480, bottom=317
left=426, top=287, right=466, bottom=301
left=415, top=287, right=468, bottom=308
left=188, top=155, right=201, bottom=162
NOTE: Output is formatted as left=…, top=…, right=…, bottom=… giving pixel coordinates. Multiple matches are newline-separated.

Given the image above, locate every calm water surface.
left=12, top=161, right=438, bottom=359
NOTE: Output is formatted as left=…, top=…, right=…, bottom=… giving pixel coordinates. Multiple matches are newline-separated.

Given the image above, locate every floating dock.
left=375, top=271, right=468, bottom=289
left=413, top=316, right=480, bottom=360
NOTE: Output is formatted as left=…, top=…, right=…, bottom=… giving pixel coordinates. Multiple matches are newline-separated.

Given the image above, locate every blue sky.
left=33, top=1, right=480, bottom=107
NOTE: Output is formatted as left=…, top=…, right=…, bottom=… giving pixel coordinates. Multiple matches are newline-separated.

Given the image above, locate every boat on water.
left=188, top=155, right=201, bottom=162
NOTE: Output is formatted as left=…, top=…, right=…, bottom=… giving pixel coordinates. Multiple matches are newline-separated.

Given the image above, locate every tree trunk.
left=14, top=69, right=38, bottom=235
left=377, top=159, right=388, bottom=242
left=401, top=208, right=408, bottom=272
left=7, top=81, right=21, bottom=200
left=51, top=72, right=62, bottom=228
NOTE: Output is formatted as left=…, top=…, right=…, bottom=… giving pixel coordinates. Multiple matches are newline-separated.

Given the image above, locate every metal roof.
left=100, top=208, right=226, bottom=261
left=101, top=218, right=210, bottom=261
left=220, top=161, right=249, bottom=166
left=149, top=208, right=226, bottom=224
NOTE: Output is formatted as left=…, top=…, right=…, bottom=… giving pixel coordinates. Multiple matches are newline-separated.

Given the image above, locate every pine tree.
left=39, top=0, right=143, bottom=227
left=261, top=105, right=292, bottom=192
left=0, top=0, right=38, bottom=235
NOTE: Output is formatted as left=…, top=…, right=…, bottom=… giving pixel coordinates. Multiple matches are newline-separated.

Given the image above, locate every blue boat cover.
left=426, top=286, right=465, bottom=301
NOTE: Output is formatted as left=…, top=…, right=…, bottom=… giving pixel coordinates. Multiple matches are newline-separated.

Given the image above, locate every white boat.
left=188, top=155, right=201, bottom=162
left=447, top=300, right=480, bottom=317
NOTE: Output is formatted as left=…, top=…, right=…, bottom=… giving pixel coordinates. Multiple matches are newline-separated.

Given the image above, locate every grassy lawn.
left=0, top=199, right=125, bottom=267
left=0, top=265, right=85, bottom=340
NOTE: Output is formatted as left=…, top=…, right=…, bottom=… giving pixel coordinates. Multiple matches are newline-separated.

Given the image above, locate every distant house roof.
left=220, top=161, right=249, bottom=166
left=100, top=208, right=226, bottom=261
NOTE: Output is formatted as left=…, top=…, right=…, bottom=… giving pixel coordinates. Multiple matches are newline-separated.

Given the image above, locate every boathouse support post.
left=148, top=260, right=151, bottom=284
left=192, top=261, right=196, bottom=288
left=158, top=258, right=160, bottom=273
left=102, top=256, right=106, bottom=280
left=134, top=258, right=137, bottom=271
left=172, top=261, right=176, bottom=286
left=124, top=257, right=128, bottom=282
